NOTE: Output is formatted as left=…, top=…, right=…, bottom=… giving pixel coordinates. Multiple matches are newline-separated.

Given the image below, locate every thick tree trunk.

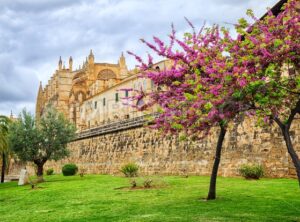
left=36, top=163, right=45, bottom=183
left=1, top=152, right=6, bottom=183
left=273, top=99, right=300, bottom=187
left=281, top=127, right=300, bottom=186
left=34, top=158, right=47, bottom=183
left=207, top=125, right=227, bottom=200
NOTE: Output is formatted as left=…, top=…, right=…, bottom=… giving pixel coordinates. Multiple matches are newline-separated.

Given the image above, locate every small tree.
left=9, top=108, right=76, bottom=182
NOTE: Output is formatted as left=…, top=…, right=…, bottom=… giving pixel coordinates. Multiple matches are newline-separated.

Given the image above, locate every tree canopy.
left=9, top=108, right=76, bottom=181
left=128, top=0, right=300, bottom=198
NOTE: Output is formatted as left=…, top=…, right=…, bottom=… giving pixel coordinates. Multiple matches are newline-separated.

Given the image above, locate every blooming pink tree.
left=229, top=0, right=300, bottom=185
left=128, top=22, right=253, bottom=200
left=128, top=0, right=299, bottom=199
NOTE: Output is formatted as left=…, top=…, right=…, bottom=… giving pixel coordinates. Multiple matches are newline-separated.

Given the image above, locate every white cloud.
left=0, top=0, right=279, bottom=116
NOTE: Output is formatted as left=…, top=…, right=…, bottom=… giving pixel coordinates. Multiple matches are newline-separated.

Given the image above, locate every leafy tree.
left=0, top=115, right=10, bottom=183
left=129, top=0, right=300, bottom=196
left=128, top=23, right=252, bottom=200
left=9, top=108, right=76, bottom=182
left=229, top=0, right=300, bottom=185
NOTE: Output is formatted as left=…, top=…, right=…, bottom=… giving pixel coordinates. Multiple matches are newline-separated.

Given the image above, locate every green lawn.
left=0, top=175, right=299, bottom=222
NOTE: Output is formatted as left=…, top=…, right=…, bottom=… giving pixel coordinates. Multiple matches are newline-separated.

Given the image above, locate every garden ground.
left=0, top=175, right=299, bottom=222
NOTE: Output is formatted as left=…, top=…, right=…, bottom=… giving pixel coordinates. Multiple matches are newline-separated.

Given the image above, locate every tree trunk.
left=36, top=163, right=44, bottom=183
left=207, top=125, right=227, bottom=200
left=281, top=127, right=300, bottom=186
left=1, top=152, right=6, bottom=183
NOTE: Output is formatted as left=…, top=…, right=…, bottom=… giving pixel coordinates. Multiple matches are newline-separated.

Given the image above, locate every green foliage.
left=9, top=108, right=76, bottom=179
left=245, top=80, right=265, bottom=94
left=224, top=75, right=232, bottom=82
left=0, top=116, right=10, bottom=154
left=39, top=108, right=76, bottom=161
left=265, top=63, right=276, bottom=77
left=9, top=108, right=76, bottom=163
left=8, top=110, right=40, bottom=162
left=0, top=115, right=11, bottom=182
left=184, top=92, right=196, bottom=101
left=295, top=76, right=300, bottom=89
left=232, top=90, right=243, bottom=100
left=171, top=123, right=183, bottom=130
left=273, top=39, right=283, bottom=48
left=195, top=83, right=203, bottom=92
left=143, top=178, right=153, bottom=188
left=246, top=9, right=254, bottom=18
left=62, top=164, right=78, bottom=176
left=204, top=102, right=213, bottom=111
left=239, top=164, right=264, bottom=179
left=237, top=18, right=249, bottom=30
left=46, top=168, right=54, bottom=176
left=130, top=179, right=137, bottom=188
left=120, top=163, right=139, bottom=177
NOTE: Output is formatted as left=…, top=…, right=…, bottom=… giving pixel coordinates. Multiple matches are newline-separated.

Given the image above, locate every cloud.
left=0, top=0, right=279, bottom=116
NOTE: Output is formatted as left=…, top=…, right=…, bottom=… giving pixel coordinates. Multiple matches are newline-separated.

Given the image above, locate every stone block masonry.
left=38, top=117, right=299, bottom=178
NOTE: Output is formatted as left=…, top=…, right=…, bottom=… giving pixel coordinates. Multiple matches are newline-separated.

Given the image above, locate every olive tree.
left=9, top=108, right=76, bottom=182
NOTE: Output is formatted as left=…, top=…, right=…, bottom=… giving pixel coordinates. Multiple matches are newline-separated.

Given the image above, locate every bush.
left=143, top=178, right=153, bottom=188
left=120, top=163, right=139, bottom=177
left=62, top=164, right=78, bottom=176
left=239, top=164, right=264, bottom=179
left=46, top=168, right=54, bottom=175
left=130, top=179, right=137, bottom=188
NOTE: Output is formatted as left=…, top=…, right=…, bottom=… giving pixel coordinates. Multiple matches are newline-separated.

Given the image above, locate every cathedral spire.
left=119, top=52, right=126, bottom=66
left=119, top=51, right=128, bottom=78
left=89, top=49, right=94, bottom=57
left=36, top=81, right=44, bottom=121
left=58, top=56, right=62, bottom=71
left=69, top=56, right=73, bottom=72
left=88, top=49, right=94, bottom=65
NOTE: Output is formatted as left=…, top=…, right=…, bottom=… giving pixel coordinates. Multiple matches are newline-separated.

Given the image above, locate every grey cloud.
left=1, top=0, right=82, bottom=13
left=0, top=0, right=279, bottom=116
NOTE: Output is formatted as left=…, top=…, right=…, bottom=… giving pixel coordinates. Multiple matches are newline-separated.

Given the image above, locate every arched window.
left=97, top=69, right=116, bottom=80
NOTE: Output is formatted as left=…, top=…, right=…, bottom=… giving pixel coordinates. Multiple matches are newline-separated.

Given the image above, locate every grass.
left=0, top=175, right=299, bottom=222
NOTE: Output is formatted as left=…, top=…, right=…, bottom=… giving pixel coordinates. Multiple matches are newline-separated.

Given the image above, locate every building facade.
left=36, top=50, right=171, bottom=131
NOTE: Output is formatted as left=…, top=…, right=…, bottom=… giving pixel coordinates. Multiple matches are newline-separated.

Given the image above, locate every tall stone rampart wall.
left=35, top=117, right=300, bottom=178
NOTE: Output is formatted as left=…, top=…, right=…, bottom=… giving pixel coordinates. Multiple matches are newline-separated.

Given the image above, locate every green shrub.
left=143, top=178, right=153, bottom=188
left=239, top=164, right=264, bottom=179
left=130, top=179, right=137, bottom=188
left=46, top=168, right=54, bottom=175
left=62, top=164, right=78, bottom=176
left=120, top=163, right=139, bottom=177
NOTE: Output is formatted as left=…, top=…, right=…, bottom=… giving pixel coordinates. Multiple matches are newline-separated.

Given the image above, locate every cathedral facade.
left=35, top=50, right=170, bottom=131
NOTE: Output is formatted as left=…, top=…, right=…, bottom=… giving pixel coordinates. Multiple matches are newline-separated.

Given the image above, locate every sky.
left=0, top=0, right=279, bottom=116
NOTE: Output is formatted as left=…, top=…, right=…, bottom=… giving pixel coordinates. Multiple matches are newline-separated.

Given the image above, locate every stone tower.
left=119, top=52, right=128, bottom=79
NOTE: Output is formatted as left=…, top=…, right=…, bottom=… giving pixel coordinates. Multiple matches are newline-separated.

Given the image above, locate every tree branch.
left=286, top=99, right=300, bottom=129
left=273, top=116, right=285, bottom=129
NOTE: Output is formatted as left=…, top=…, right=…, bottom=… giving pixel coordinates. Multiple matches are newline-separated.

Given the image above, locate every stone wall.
left=37, top=117, right=299, bottom=178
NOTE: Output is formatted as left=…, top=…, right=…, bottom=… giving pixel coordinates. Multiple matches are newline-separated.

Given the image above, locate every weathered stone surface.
left=18, top=169, right=29, bottom=186
left=21, top=117, right=298, bottom=178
